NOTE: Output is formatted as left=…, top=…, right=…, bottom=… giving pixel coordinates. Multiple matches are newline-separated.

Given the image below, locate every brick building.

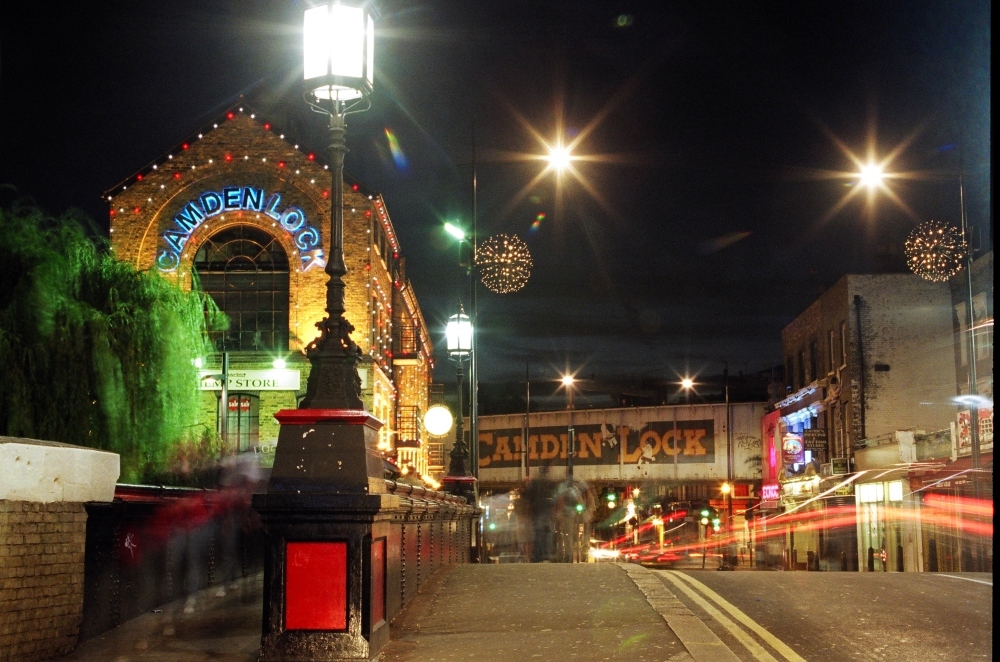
left=765, top=274, right=957, bottom=570
left=105, top=105, right=439, bottom=477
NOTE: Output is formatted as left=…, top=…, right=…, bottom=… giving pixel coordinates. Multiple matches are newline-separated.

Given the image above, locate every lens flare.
left=530, top=212, right=545, bottom=232
left=699, top=231, right=752, bottom=255
left=384, top=127, right=408, bottom=170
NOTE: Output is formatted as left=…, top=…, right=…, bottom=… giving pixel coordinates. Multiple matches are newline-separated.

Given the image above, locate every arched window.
left=195, top=225, right=289, bottom=351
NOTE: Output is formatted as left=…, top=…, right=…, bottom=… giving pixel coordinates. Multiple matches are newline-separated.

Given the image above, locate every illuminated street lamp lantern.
left=446, top=309, right=473, bottom=358
left=303, top=2, right=375, bottom=102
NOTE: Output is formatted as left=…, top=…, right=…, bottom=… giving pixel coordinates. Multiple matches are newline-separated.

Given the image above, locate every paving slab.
left=62, top=574, right=263, bottom=662
left=383, top=563, right=692, bottom=662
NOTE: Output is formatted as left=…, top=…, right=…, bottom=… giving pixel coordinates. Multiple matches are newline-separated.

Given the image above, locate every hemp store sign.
left=198, top=369, right=301, bottom=391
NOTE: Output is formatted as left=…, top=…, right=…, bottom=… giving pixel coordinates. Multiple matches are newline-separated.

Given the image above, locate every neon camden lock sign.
left=156, top=186, right=327, bottom=272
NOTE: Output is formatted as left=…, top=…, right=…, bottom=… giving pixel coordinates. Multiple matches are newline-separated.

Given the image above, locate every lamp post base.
left=442, top=475, right=477, bottom=504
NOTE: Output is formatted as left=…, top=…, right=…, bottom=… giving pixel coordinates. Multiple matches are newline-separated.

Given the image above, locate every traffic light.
left=605, top=489, right=618, bottom=509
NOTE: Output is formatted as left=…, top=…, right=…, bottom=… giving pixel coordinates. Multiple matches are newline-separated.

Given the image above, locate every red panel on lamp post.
left=285, top=542, right=348, bottom=630
left=371, top=538, right=385, bottom=625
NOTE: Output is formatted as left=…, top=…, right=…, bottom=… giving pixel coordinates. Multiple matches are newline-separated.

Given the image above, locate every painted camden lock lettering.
left=477, top=420, right=715, bottom=468
left=155, top=186, right=326, bottom=272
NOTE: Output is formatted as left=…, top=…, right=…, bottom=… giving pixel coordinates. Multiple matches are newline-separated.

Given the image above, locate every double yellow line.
left=658, top=571, right=806, bottom=662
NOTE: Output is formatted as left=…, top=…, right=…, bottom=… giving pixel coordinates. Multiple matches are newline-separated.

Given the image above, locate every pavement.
left=64, top=563, right=706, bottom=662
left=60, top=563, right=993, bottom=662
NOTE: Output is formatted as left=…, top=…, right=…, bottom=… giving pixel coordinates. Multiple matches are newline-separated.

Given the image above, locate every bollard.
left=253, top=409, right=476, bottom=661
left=254, top=409, right=391, bottom=662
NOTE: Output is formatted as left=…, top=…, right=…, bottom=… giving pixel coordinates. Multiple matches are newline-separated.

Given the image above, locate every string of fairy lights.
left=904, top=220, right=967, bottom=282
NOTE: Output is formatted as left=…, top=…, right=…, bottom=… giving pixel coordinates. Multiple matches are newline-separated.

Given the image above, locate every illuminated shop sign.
left=782, top=433, right=804, bottom=464
left=198, top=369, right=301, bottom=391
left=761, top=483, right=780, bottom=501
left=156, top=187, right=326, bottom=273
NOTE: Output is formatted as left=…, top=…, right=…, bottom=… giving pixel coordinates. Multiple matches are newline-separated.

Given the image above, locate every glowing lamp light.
left=303, top=2, right=375, bottom=101
left=273, top=358, right=287, bottom=370
left=444, top=222, right=466, bottom=241
left=589, top=548, right=620, bottom=560
left=858, top=163, right=884, bottom=188
left=561, top=375, right=575, bottom=387
left=681, top=377, right=695, bottom=390
left=424, top=404, right=454, bottom=437
left=445, top=310, right=473, bottom=357
left=721, top=482, right=732, bottom=495
left=548, top=145, right=572, bottom=172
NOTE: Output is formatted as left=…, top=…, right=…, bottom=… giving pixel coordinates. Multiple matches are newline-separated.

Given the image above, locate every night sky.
left=1, top=0, right=991, bottom=386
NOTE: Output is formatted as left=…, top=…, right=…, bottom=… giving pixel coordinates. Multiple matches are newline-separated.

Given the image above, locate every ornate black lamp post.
left=254, top=5, right=388, bottom=661
left=299, top=1, right=374, bottom=408
left=442, top=306, right=477, bottom=503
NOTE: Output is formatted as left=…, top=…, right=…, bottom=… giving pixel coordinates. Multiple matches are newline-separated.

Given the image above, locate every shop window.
left=887, top=481, right=903, bottom=502
left=221, top=393, right=259, bottom=452
left=195, top=225, right=289, bottom=352
left=858, top=482, right=884, bottom=504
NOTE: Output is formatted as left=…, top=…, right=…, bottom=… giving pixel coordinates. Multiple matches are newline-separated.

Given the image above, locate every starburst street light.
left=857, top=163, right=885, bottom=189
left=547, top=144, right=573, bottom=173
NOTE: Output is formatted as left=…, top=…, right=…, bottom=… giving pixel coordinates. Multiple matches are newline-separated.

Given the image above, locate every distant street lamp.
left=681, top=375, right=734, bottom=530
left=859, top=159, right=985, bottom=569
left=442, top=220, right=480, bottom=486
left=561, top=374, right=576, bottom=479
left=443, top=306, right=476, bottom=502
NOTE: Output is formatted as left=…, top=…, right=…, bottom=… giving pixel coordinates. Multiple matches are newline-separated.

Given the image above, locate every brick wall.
left=848, top=275, right=956, bottom=440
left=781, top=274, right=956, bottom=454
left=0, top=502, right=87, bottom=662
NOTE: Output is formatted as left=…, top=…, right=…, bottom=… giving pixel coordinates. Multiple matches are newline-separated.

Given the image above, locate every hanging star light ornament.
left=476, top=233, right=533, bottom=294
left=904, top=220, right=967, bottom=282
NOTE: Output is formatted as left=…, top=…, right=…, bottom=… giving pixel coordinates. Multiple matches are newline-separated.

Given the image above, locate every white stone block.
left=0, top=437, right=119, bottom=503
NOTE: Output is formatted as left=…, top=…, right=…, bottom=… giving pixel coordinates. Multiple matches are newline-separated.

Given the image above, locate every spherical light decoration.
left=476, top=233, right=533, bottom=294
left=904, top=220, right=967, bottom=282
left=424, top=405, right=454, bottom=437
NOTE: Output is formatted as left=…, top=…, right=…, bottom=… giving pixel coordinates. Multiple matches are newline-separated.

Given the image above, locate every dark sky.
left=1, top=0, right=991, bottom=385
